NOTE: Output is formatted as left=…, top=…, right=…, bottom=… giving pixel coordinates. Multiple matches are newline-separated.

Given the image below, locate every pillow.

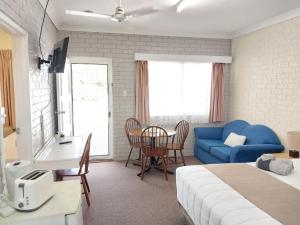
left=224, top=132, right=246, bottom=147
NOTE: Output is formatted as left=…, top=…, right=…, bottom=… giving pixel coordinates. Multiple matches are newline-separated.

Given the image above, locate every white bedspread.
left=176, top=159, right=300, bottom=225
left=249, top=159, right=300, bottom=190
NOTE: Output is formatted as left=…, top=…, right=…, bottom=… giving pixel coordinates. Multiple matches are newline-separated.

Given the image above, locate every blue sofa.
left=194, top=120, right=284, bottom=163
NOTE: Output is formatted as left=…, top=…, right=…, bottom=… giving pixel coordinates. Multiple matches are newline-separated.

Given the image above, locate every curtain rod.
left=134, top=53, right=232, bottom=64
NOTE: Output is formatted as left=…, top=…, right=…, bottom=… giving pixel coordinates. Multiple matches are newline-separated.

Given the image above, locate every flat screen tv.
left=48, top=37, right=69, bottom=73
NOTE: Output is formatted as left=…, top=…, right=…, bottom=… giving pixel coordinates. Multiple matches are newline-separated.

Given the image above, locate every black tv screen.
left=48, top=37, right=69, bottom=73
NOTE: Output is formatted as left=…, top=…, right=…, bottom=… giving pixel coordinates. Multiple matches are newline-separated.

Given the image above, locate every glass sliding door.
left=71, top=63, right=109, bottom=156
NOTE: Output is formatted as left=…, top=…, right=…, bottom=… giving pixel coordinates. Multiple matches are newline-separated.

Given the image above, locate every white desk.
left=34, top=136, right=83, bottom=170
left=0, top=180, right=83, bottom=225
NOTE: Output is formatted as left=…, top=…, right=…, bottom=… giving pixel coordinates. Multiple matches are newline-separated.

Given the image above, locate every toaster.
left=14, top=170, right=55, bottom=211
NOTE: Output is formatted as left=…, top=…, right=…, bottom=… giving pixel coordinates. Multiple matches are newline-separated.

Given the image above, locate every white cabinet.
left=0, top=180, right=83, bottom=225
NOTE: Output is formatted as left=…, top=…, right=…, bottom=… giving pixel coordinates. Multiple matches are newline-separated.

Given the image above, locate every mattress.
left=176, top=159, right=300, bottom=225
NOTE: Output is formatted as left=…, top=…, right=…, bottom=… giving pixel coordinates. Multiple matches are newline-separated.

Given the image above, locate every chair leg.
left=179, top=149, right=186, bottom=166
left=57, top=175, right=63, bottom=181
left=125, top=147, right=133, bottom=167
left=141, top=155, right=146, bottom=180
left=81, top=176, right=90, bottom=206
left=144, top=156, right=149, bottom=169
left=162, top=156, right=168, bottom=181
left=138, top=148, right=141, bottom=160
left=174, top=150, right=177, bottom=164
left=83, top=175, right=90, bottom=193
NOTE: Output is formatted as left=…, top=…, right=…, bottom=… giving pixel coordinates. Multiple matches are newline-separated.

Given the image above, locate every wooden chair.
left=140, top=126, right=169, bottom=180
left=167, top=120, right=189, bottom=166
left=56, top=133, right=92, bottom=205
left=125, top=118, right=142, bottom=167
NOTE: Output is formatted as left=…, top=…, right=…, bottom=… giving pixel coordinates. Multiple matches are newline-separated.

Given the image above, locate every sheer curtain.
left=148, top=61, right=212, bottom=126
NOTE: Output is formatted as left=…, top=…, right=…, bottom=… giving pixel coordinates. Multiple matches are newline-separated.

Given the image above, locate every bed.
left=176, top=159, right=300, bottom=225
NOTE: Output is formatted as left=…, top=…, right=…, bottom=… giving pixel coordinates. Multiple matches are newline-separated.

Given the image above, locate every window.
left=148, top=61, right=212, bottom=124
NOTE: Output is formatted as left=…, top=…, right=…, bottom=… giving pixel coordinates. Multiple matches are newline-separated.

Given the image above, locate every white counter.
left=34, top=136, right=83, bottom=170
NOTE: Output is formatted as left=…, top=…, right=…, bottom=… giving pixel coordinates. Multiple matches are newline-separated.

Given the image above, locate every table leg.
left=137, top=156, right=174, bottom=176
left=137, top=156, right=156, bottom=176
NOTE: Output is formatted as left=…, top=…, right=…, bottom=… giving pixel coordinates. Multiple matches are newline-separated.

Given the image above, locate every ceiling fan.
left=65, top=0, right=160, bottom=23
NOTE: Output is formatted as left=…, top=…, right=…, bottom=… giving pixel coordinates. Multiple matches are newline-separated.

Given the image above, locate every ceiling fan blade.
left=65, top=10, right=111, bottom=19
left=126, top=7, right=159, bottom=18
left=176, top=0, right=198, bottom=13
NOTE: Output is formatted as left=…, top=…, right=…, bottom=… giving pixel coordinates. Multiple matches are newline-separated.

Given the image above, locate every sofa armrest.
left=230, top=144, right=284, bottom=163
left=194, top=127, right=223, bottom=140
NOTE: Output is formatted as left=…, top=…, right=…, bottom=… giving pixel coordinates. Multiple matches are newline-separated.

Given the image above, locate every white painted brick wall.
left=0, top=0, right=58, bottom=154
left=59, top=31, right=231, bottom=160
left=230, top=17, right=300, bottom=147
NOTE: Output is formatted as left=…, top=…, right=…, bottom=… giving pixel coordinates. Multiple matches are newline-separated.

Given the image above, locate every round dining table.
left=129, top=127, right=176, bottom=176
left=129, top=128, right=176, bottom=137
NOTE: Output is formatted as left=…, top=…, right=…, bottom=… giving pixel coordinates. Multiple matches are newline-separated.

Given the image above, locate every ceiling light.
left=65, top=10, right=110, bottom=18
left=177, top=0, right=199, bottom=13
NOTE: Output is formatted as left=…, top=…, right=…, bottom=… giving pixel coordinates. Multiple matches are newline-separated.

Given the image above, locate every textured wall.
left=230, top=17, right=300, bottom=147
left=0, top=0, right=58, bottom=154
left=59, top=31, right=231, bottom=159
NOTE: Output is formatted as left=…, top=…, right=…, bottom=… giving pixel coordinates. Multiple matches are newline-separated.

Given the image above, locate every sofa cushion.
left=224, top=132, right=246, bottom=147
left=222, top=120, right=250, bottom=141
left=197, top=139, right=226, bottom=153
left=210, top=146, right=232, bottom=162
left=241, top=125, right=281, bottom=145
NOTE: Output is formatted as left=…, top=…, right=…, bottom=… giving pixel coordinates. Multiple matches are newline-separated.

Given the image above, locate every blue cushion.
left=210, top=146, right=232, bottom=162
left=241, top=125, right=281, bottom=145
left=197, top=139, right=226, bottom=153
left=222, top=120, right=250, bottom=141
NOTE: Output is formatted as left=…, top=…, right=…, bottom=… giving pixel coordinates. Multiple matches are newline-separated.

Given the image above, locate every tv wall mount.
left=37, top=55, right=53, bottom=69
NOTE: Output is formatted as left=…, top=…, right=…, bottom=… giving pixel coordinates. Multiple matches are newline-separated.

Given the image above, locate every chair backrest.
left=79, top=133, right=92, bottom=175
left=141, top=126, right=168, bottom=156
left=125, top=118, right=142, bottom=146
left=173, top=120, right=189, bottom=149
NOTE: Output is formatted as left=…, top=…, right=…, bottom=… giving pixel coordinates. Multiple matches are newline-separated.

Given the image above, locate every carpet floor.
left=81, top=156, right=202, bottom=225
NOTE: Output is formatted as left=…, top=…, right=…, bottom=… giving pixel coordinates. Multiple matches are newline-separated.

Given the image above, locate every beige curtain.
left=0, top=50, right=16, bottom=129
left=135, top=61, right=150, bottom=124
left=209, top=63, right=224, bottom=123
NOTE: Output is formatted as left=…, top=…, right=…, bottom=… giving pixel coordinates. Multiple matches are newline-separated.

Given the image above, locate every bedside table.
left=273, top=152, right=292, bottom=159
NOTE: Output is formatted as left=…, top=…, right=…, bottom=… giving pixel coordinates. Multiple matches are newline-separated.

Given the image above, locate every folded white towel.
left=261, top=154, right=275, bottom=161
left=256, top=154, right=294, bottom=176
left=269, top=159, right=294, bottom=176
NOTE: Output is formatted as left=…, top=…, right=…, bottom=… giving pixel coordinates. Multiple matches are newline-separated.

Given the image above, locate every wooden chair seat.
left=167, top=143, right=181, bottom=150
left=56, top=168, right=88, bottom=177
left=143, top=148, right=167, bottom=157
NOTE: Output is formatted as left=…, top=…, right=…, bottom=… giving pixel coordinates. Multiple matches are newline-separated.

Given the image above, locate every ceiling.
left=39, top=0, right=300, bottom=39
